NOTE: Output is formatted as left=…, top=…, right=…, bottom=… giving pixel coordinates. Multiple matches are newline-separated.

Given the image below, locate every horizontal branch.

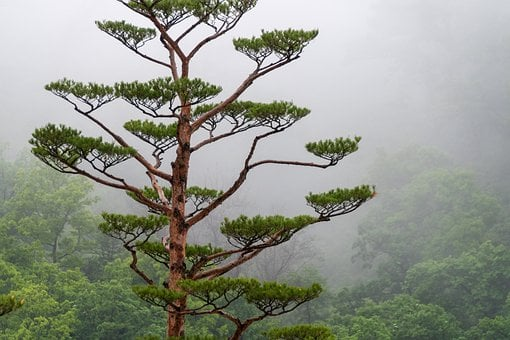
left=248, top=159, right=333, bottom=170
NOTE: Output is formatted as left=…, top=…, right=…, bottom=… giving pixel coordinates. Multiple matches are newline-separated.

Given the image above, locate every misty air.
left=0, top=1, right=509, bottom=339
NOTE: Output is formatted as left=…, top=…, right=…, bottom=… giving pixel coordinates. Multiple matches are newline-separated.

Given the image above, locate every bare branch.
left=126, top=245, right=155, bottom=285
left=186, top=5, right=248, bottom=60
left=249, top=159, right=333, bottom=170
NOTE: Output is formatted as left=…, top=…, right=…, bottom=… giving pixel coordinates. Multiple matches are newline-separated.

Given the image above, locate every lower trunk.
left=167, top=302, right=186, bottom=338
left=166, top=224, right=188, bottom=337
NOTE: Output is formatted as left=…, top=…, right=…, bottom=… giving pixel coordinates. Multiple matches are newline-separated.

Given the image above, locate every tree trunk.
left=167, top=301, right=186, bottom=338
left=166, top=224, right=188, bottom=338
left=166, top=226, right=188, bottom=337
left=51, top=236, right=59, bottom=263
left=229, top=322, right=251, bottom=340
left=166, top=111, right=192, bottom=337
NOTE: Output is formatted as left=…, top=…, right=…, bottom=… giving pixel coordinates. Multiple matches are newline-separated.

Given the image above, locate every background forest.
left=0, top=144, right=509, bottom=339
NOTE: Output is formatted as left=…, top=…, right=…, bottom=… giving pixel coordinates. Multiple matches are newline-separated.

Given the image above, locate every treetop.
left=125, top=0, right=258, bottom=32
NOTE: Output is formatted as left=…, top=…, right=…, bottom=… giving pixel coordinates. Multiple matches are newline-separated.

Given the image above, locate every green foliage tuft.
left=234, top=29, right=318, bottom=65
left=127, top=0, right=257, bottom=30
left=96, top=20, right=156, bottom=49
left=220, top=215, right=317, bottom=248
left=194, top=100, right=310, bottom=137
left=245, top=282, right=322, bottom=314
left=99, top=213, right=169, bottom=245
left=30, top=124, right=136, bottom=173
left=135, top=242, right=227, bottom=270
left=124, top=120, right=178, bottom=152
left=126, top=185, right=222, bottom=212
left=136, top=241, right=169, bottom=267
left=244, top=101, right=310, bottom=120
left=265, top=324, right=335, bottom=340
left=179, top=277, right=259, bottom=309
left=186, top=244, right=225, bottom=259
left=305, top=136, right=361, bottom=165
left=132, top=285, right=184, bottom=309
left=115, top=77, right=221, bottom=116
left=180, top=277, right=322, bottom=315
left=306, top=185, right=375, bottom=218
left=45, top=78, right=115, bottom=113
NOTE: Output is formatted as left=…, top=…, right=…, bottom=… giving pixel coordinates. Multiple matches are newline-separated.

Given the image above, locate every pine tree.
left=29, top=1, right=375, bottom=338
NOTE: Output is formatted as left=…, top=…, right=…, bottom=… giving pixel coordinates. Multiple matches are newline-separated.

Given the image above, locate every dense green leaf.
left=245, top=282, right=322, bottom=314
left=194, top=100, right=310, bottom=137
left=234, top=29, right=318, bottom=64
left=305, top=185, right=375, bottom=218
left=124, top=119, right=178, bottom=152
left=127, top=0, right=257, bottom=30
left=115, top=77, right=221, bottom=116
left=179, top=277, right=258, bottom=310
left=305, top=136, right=361, bottom=165
left=96, top=20, right=156, bottom=49
left=99, top=213, right=169, bottom=245
left=265, top=324, right=335, bottom=340
left=356, top=295, right=462, bottom=339
left=132, top=285, right=184, bottom=308
left=30, top=124, right=136, bottom=172
left=45, top=78, right=116, bottom=113
left=220, top=215, right=317, bottom=248
left=404, top=241, right=510, bottom=327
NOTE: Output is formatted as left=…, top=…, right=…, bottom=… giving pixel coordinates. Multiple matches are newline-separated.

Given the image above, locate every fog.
left=1, top=0, right=509, bottom=285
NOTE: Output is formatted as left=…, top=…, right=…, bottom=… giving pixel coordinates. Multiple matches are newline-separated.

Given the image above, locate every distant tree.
left=265, top=324, right=336, bottom=340
left=4, top=163, right=99, bottom=266
left=353, top=295, right=462, bottom=340
left=0, top=259, right=81, bottom=339
left=354, top=149, right=504, bottom=286
left=465, top=315, right=510, bottom=340
left=404, top=241, right=510, bottom=328
left=0, top=146, right=16, bottom=217
left=29, top=1, right=374, bottom=337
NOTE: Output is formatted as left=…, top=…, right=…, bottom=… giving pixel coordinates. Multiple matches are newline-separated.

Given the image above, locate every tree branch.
left=72, top=106, right=172, bottom=182
left=249, top=159, right=333, bottom=170
left=185, top=5, right=248, bottom=60
left=126, top=244, right=155, bottom=285
left=191, top=55, right=300, bottom=133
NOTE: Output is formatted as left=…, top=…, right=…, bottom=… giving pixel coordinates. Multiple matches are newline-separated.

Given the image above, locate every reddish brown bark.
left=166, top=103, right=192, bottom=337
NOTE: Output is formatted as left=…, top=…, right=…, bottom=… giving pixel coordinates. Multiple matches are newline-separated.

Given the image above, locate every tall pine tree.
left=30, top=1, right=375, bottom=338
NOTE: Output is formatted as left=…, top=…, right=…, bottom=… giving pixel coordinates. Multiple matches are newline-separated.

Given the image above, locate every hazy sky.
left=1, top=0, right=509, bottom=157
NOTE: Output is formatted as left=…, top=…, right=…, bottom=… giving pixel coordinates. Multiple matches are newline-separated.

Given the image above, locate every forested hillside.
left=1, top=147, right=508, bottom=339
